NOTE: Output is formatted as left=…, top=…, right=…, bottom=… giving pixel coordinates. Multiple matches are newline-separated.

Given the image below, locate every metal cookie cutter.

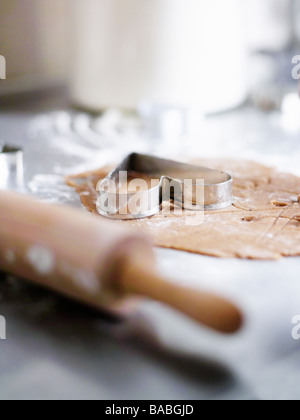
left=0, top=144, right=24, bottom=191
left=97, top=153, right=232, bottom=220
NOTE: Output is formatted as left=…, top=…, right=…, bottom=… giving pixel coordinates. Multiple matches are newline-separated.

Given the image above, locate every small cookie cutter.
left=97, top=153, right=232, bottom=220
left=0, top=144, right=24, bottom=191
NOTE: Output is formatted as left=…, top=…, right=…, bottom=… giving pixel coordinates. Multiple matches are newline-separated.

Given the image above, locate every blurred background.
left=1, top=0, right=300, bottom=168
left=0, top=0, right=299, bottom=113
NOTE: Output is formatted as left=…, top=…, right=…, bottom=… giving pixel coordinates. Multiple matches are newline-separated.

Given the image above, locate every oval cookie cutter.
left=97, top=153, right=232, bottom=220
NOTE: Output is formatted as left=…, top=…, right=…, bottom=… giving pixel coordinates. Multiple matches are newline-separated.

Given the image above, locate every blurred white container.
left=70, top=0, right=248, bottom=114
left=245, top=0, right=294, bottom=52
left=0, top=0, right=68, bottom=95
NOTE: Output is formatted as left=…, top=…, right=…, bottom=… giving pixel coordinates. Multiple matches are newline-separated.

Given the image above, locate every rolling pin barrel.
left=0, top=190, right=154, bottom=311
left=0, top=190, right=243, bottom=333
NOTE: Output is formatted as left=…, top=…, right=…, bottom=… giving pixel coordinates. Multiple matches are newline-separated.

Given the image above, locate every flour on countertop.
left=28, top=174, right=82, bottom=206
left=27, top=246, right=56, bottom=275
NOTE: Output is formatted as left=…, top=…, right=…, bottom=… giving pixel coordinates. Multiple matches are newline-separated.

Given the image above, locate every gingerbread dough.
left=66, top=159, right=300, bottom=260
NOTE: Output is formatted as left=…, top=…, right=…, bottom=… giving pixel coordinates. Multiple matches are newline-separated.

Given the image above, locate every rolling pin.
left=0, top=190, right=243, bottom=333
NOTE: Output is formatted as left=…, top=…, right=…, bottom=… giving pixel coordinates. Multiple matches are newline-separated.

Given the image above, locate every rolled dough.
left=66, top=159, right=300, bottom=260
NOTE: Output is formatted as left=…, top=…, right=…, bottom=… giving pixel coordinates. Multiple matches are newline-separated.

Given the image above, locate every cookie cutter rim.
left=96, top=153, right=233, bottom=220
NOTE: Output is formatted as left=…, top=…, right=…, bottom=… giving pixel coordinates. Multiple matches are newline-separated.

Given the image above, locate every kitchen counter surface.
left=0, top=91, right=300, bottom=400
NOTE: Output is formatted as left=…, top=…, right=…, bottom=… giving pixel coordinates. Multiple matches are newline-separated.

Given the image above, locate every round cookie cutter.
left=96, top=153, right=232, bottom=220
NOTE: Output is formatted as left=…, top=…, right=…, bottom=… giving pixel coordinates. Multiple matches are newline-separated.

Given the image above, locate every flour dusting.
left=72, top=270, right=100, bottom=294
left=59, top=262, right=100, bottom=294
left=27, top=246, right=55, bottom=275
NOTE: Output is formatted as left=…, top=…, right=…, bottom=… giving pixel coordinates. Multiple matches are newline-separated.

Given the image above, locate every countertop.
left=1, top=91, right=300, bottom=400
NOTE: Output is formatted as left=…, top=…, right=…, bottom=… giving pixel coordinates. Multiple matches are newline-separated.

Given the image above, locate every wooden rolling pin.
left=0, top=190, right=243, bottom=333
